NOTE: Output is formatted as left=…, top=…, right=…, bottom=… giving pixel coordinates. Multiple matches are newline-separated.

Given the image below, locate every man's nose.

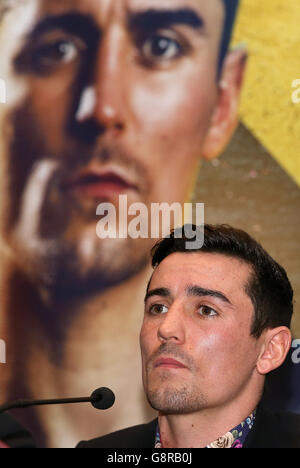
left=157, top=305, right=185, bottom=345
left=76, top=26, right=128, bottom=135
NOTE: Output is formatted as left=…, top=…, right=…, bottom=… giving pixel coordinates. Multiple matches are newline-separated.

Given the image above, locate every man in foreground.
left=78, top=225, right=300, bottom=448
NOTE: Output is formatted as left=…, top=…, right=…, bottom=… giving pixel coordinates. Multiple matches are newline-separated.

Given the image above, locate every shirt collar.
left=155, top=410, right=256, bottom=449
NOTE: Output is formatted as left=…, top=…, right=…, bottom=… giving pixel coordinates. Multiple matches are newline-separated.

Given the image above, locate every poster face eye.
left=20, top=34, right=87, bottom=75
left=140, top=32, right=185, bottom=63
left=34, top=39, right=80, bottom=65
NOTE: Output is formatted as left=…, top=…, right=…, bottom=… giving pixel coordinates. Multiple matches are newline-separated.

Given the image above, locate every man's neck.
left=158, top=396, right=261, bottom=448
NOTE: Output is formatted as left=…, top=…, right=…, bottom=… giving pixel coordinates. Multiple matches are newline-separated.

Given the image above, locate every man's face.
left=0, top=0, right=225, bottom=291
left=141, top=252, right=264, bottom=414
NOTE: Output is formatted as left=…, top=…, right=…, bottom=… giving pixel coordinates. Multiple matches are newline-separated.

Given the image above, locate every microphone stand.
left=0, top=396, right=92, bottom=413
left=0, top=387, right=115, bottom=413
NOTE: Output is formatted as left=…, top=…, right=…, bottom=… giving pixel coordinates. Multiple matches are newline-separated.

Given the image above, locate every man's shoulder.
left=273, top=409, right=300, bottom=445
left=77, top=419, right=157, bottom=449
left=246, top=406, right=300, bottom=448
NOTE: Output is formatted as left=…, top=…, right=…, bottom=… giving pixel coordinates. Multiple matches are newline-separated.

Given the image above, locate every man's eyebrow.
left=186, top=285, right=233, bottom=305
left=28, top=12, right=100, bottom=42
left=128, top=8, right=204, bottom=32
left=144, top=287, right=171, bottom=303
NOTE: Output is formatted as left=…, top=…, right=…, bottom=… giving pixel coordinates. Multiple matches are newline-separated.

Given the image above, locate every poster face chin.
left=0, top=0, right=299, bottom=448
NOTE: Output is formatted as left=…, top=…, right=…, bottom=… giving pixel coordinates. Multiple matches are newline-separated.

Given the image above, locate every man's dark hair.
left=151, top=224, right=294, bottom=339
left=220, top=0, right=240, bottom=70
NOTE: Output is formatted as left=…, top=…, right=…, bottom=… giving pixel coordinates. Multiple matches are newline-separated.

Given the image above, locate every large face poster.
left=0, top=0, right=299, bottom=448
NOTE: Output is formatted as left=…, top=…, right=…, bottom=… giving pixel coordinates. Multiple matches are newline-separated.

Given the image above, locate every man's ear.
left=256, top=327, right=292, bottom=375
left=202, top=46, right=248, bottom=160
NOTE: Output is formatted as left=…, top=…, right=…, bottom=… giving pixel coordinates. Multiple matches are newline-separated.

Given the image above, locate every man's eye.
left=198, top=306, right=218, bottom=318
left=149, top=304, right=169, bottom=315
left=141, top=34, right=183, bottom=63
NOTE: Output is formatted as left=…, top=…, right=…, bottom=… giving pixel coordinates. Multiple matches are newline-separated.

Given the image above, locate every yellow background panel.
left=233, top=0, right=300, bottom=187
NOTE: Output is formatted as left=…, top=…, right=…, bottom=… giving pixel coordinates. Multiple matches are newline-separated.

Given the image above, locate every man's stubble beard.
left=146, top=380, right=208, bottom=415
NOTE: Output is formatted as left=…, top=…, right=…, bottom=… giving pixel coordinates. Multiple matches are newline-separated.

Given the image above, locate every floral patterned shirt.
left=155, top=410, right=256, bottom=449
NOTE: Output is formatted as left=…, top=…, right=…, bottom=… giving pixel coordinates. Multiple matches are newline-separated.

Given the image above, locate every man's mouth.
left=61, top=168, right=138, bottom=199
left=154, top=357, right=187, bottom=370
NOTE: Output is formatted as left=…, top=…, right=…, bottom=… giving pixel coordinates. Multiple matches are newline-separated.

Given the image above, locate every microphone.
left=90, top=388, right=115, bottom=410
left=0, top=387, right=115, bottom=414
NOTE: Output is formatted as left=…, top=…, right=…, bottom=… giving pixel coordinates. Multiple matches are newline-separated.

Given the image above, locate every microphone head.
left=90, top=387, right=115, bottom=410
